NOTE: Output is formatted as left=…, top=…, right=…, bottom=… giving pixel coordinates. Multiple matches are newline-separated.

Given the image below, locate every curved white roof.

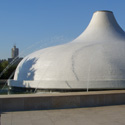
left=9, top=10, right=125, bottom=89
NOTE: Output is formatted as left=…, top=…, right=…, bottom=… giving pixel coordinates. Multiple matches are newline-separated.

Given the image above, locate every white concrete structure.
left=8, top=10, right=125, bottom=90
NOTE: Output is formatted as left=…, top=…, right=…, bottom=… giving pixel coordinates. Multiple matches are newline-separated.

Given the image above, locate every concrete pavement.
left=1, top=105, right=125, bottom=125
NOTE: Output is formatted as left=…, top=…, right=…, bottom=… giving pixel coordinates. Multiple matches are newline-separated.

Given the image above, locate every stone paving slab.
left=1, top=105, right=125, bottom=125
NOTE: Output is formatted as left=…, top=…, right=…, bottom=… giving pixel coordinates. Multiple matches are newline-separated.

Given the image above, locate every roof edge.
left=94, top=10, right=113, bottom=14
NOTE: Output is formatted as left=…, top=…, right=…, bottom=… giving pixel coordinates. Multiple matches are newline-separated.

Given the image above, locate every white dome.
left=9, top=10, right=125, bottom=90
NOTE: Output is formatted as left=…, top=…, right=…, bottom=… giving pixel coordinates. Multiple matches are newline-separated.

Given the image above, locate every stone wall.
left=0, top=90, right=125, bottom=112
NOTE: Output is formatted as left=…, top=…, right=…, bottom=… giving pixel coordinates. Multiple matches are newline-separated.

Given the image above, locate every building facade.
left=8, top=45, right=23, bottom=65
left=11, top=45, right=19, bottom=58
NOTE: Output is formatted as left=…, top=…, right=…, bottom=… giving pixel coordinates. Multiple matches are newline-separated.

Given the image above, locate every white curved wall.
left=9, top=11, right=125, bottom=89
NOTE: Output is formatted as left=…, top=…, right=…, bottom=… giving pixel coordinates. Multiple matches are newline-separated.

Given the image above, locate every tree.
left=0, top=60, right=17, bottom=79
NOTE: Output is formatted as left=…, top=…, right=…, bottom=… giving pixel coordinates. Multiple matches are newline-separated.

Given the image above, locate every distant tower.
left=11, top=45, right=19, bottom=58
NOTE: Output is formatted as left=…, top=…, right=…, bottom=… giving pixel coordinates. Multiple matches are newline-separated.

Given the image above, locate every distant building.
left=11, top=45, right=19, bottom=58
left=8, top=45, right=23, bottom=65
left=8, top=57, right=23, bottom=65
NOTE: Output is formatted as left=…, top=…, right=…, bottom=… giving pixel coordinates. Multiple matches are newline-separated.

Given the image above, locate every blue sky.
left=0, top=0, right=125, bottom=59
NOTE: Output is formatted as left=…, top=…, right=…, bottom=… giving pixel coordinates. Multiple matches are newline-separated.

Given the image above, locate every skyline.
left=0, top=0, right=125, bottom=59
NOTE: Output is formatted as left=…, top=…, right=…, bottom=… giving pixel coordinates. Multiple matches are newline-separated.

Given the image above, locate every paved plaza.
left=1, top=105, right=125, bottom=125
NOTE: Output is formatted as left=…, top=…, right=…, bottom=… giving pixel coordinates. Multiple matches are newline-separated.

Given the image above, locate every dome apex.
left=94, top=10, right=113, bottom=13
left=74, top=10, right=125, bottom=42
